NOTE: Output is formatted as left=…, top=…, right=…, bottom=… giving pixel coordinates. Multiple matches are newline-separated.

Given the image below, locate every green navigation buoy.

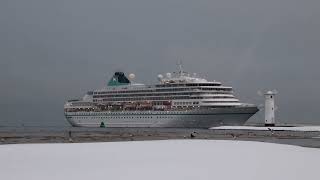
left=100, top=122, right=106, bottom=128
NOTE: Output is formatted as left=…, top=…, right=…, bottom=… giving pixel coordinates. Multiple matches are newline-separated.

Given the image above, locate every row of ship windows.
left=99, top=96, right=189, bottom=101
left=156, top=83, right=221, bottom=87
left=93, top=92, right=232, bottom=98
left=74, top=116, right=198, bottom=119
left=94, top=96, right=234, bottom=101
left=94, top=87, right=230, bottom=95
left=71, top=111, right=192, bottom=115
left=94, top=92, right=192, bottom=98
left=99, top=100, right=236, bottom=103
left=156, top=87, right=231, bottom=92
left=174, top=102, right=199, bottom=105
left=96, top=97, right=236, bottom=102
left=203, top=101, right=238, bottom=103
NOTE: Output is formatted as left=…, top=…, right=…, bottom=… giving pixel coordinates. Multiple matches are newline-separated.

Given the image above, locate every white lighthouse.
left=264, top=90, right=276, bottom=126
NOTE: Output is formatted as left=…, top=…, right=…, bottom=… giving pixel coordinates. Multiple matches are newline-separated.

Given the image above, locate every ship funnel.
left=107, top=72, right=131, bottom=86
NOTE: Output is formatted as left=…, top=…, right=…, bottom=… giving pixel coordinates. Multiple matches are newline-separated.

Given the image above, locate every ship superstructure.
left=64, top=65, right=258, bottom=128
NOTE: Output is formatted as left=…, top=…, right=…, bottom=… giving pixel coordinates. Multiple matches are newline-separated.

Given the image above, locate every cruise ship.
left=64, top=65, right=258, bottom=128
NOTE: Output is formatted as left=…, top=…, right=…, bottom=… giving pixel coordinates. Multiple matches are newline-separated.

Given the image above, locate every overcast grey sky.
left=1, top=0, right=320, bottom=126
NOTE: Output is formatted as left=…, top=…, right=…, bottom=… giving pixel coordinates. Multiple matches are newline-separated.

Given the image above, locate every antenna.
left=177, top=59, right=183, bottom=76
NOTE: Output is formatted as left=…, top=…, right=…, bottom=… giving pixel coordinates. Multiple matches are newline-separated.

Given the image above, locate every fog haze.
left=1, top=0, right=320, bottom=126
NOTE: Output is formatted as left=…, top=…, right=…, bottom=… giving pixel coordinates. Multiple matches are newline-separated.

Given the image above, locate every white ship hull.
left=65, top=106, right=258, bottom=128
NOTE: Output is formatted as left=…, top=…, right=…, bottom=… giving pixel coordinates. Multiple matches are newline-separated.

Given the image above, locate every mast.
left=177, top=60, right=183, bottom=76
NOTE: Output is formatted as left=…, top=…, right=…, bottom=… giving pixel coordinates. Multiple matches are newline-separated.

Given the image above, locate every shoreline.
left=1, top=127, right=320, bottom=148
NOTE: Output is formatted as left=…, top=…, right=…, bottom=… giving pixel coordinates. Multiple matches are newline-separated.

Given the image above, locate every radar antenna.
left=177, top=59, right=184, bottom=76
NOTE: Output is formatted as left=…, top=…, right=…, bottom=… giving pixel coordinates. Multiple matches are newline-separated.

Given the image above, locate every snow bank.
left=211, top=126, right=320, bottom=131
left=1, top=140, right=319, bottom=180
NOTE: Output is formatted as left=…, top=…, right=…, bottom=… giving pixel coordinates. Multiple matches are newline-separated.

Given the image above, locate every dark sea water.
left=0, top=116, right=318, bottom=130
left=1, top=122, right=320, bottom=148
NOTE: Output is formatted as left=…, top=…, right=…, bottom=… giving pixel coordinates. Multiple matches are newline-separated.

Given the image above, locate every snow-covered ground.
left=1, top=140, right=320, bottom=180
left=211, top=126, right=320, bottom=131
